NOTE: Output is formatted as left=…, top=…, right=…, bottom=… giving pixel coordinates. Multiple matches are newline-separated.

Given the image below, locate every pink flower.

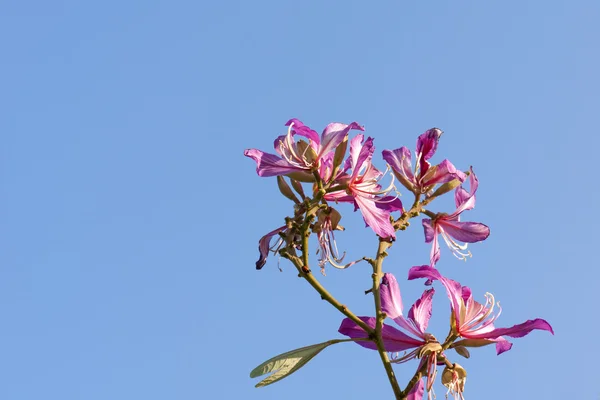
left=325, top=135, right=403, bottom=239
left=244, top=119, right=363, bottom=183
left=339, top=273, right=439, bottom=394
left=408, top=266, right=554, bottom=355
left=382, top=128, right=465, bottom=195
left=422, top=167, right=490, bottom=266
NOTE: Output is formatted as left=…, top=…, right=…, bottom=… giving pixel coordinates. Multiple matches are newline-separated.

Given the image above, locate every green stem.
left=371, top=239, right=403, bottom=399
left=283, top=218, right=374, bottom=335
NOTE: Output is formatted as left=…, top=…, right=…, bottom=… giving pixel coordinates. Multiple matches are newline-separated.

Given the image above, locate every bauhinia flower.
left=441, top=363, right=467, bottom=400
left=338, top=273, right=440, bottom=395
left=408, top=265, right=554, bottom=355
left=244, top=118, right=364, bottom=183
left=382, top=128, right=466, bottom=195
left=422, top=167, right=490, bottom=266
left=325, top=135, right=403, bottom=239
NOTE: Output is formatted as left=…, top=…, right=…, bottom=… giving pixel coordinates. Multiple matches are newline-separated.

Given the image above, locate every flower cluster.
left=245, top=119, right=552, bottom=398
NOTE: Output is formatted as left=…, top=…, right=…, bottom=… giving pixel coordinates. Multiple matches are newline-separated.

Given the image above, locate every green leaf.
left=250, top=341, right=334, bottom=387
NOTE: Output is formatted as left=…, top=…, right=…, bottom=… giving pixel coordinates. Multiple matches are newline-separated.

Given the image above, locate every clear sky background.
left=1, top=1, right=598, bottom=399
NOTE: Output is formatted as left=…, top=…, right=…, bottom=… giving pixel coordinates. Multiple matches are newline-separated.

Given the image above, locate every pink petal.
left=437, top=220, right=490, bottom=243
left=466, top=318, right=554, bottom=340
left=408, top=266, right=463, bottom=324
left=354, top=195, right=396, bottom=239
left=338, top=318, right=424, bottom=352
left=380, top=273, right=405, bottom=320
left=382, top=147, right=415, bottom=184
left=244, top=148, right=304, bottom=177
left=422, top=219, right=435, bottom=243
left=256, top=225, right=287, bottom=269
left=421, top=159, right=466, bottom=187
left=285, top=118, right=320, bottom=144
left=406, top=379, right=425, bottom=400
left=408, top=288, right=435, bottom=333
left=318, top=122, right=364, bottom=159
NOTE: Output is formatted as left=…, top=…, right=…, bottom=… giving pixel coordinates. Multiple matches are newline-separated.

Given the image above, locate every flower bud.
left=332, top=136, right=348, bottom=171
left=290, top=179, right=306, bottom=199
left=428, top=177, right=464, bottom=199
left=442, top=363, right=467, bottom=399
left=277, top=176, right=300, bottom=204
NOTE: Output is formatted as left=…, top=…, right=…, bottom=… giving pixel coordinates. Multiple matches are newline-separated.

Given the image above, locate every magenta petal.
left=421, top=159, right=466, bottom=186
left=438, top=220, right=490, bottom=243
left=416, top=128, right=442, bottom=161
left=408, top=288, right=435, bottom=333
left=408, top=266, right=463, bottom=323
left=256, top=225, right=287, bottom=269
left=377, top=196, right=404, bottom=213
left=406, top=379, right=424, bottom=400
left=467, top=318, right=554, bottom=340
left=244, top=148, right=303, bottom=177
left=455, top=167, right=479, bottom=209
left=382, top=147, right=415, bottom=184
left=352, top=136, right=376, bottom=180
left=422, top=219, right=435, bottom=243
left=318, top=122, right=363, bottom=159
left=495, top=338, right=514, bottom=355
left=285, top=118, right=320, bottom=144
left=380, top=273, right=404, bottom=320
left=338, top=317, right=423, bottom=352
left=354, top=195, right=396, bottom=239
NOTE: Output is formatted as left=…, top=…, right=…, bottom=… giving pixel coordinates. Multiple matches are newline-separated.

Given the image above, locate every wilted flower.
left=408, top=266, right=554, bottom=354
left=442, top=363, right=467, bottom=400
left=422, top=168, right=490, bottom=266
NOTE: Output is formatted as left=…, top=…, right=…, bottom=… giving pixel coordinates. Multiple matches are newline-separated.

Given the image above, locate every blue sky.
left=1, top=1, right=598, bottom=399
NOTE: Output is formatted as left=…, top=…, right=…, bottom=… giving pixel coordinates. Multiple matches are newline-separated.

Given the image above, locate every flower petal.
left=380, top=273, right=404, bottom=320
left=421, top=159, right=466, bottom=187
left=416, top=128, right=443, bottom=175
left=408, top=288, right=435, bottom=333
left=422, top=219, right=435, bottom=243
left=256, top=225, right=287, bottom=269
left=466, top=318, right=554, bottom=340
left=382, top=147, right=416, bottom=187
left=437, top=220, right=490, bottom=243
left=354, top=195, right=396, bottom=239
left=244, top=148, right=304, bottom=177
left=318, top=122, right=364, bottom=159
left=285, top=118, right=320, bottom=145
left=408, top=266, right=463, bottom=323
left=338, top=317, right=424, bottom=352
left=454, top=167, right=478, bottom=211
left=406, top=379, right=425, bottom=400
left=416, top=128, right=442, bottom=161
